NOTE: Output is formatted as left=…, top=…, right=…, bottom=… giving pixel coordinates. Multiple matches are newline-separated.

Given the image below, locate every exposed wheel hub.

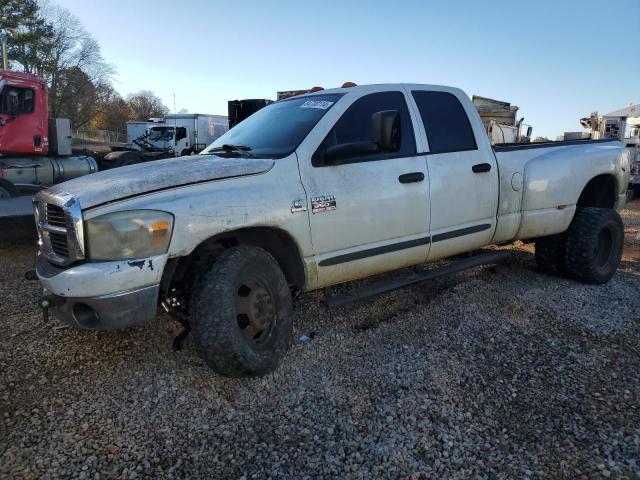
left=248, top=287, right=275, bottom=330
left=235, top=279, right=276, bottom=347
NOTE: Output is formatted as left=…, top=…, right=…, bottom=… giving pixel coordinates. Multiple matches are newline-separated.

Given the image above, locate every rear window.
left=412, top=91, right=477, bottom=154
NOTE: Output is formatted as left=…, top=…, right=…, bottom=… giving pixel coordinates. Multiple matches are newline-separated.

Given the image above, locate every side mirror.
left=370, top=110, right=401, bottom=152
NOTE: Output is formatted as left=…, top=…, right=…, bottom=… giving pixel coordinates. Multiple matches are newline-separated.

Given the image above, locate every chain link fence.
left=72, top=129, right=127, bottom=145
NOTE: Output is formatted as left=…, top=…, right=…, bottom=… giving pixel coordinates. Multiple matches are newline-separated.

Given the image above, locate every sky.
left=54, top=0, right=640, bottom=139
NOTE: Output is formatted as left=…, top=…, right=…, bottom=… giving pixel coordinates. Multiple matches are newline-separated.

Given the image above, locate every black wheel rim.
left=234, top=275, right=277, bottom=348
left=0, top=187, right=11, bottom=199
left=594, top=225, right=615, bottom=271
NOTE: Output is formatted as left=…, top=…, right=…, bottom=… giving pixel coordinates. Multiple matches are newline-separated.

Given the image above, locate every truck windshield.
left=148, top=127, right=174, bottom=141
left=202, top=93, right=344, bottom=158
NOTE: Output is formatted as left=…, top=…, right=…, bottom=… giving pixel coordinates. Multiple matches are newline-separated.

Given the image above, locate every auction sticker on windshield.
left=300, top=100, right=334, bottom=110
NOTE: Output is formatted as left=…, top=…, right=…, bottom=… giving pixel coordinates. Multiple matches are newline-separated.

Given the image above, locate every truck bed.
left=493, top=137, right=618, bottom=152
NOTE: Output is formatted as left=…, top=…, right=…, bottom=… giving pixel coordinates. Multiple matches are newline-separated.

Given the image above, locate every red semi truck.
left=0, top=70, right=97, bottom=198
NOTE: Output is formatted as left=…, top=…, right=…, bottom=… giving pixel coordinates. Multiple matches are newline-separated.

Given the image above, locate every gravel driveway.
left=2, top=202, right=639, bottom=479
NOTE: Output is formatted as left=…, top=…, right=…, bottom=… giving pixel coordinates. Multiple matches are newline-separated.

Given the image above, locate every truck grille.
left=48, top=231, right=70, bottom=257
left=45, top=204, right=67, bottom=228
left=33, top=192, right=85, bottom=266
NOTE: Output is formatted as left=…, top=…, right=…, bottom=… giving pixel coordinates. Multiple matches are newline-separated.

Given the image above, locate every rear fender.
left=517, top=144, right=626, bottom=239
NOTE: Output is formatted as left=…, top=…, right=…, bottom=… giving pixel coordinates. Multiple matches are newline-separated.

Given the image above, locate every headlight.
left=86, top=210, right=174, bottom=261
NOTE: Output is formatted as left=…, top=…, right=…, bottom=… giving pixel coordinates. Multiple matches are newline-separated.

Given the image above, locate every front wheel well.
left=577, top=174, right=617, bottom=209
left=166, top=227, right=306, bottom=301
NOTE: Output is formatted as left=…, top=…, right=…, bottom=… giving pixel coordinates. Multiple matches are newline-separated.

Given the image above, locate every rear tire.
left=0, top=178, right=17, bottom=198
left=189, top=246, right=293, bottom=376
left=564, top=207, right=624, bottom=284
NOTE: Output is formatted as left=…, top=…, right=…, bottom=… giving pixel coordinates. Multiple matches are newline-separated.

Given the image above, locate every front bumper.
left=36, top=252, right=168, bottom=330
left=43, top=284, right=160, bottom=330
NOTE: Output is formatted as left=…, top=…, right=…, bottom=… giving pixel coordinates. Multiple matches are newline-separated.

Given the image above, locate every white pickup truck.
left=33, top=83, right=630, bottom=376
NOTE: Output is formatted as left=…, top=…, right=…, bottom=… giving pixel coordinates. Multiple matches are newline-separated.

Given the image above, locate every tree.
left=0, top=0, right=53, bottom=74
left=53, top=66, right=98, bottom=128
left=89, top=87, right=133, bottom=133
left=40, top=5, right=113, bottom=126
left=1, top=2, right=114, bottom=128
left=126, top=90, right=168, bottom=120
left=532, top=136, right=551, bottom=143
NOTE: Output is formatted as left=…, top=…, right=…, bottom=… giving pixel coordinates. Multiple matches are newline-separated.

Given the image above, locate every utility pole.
left=0, top=31, right=8, bottom=70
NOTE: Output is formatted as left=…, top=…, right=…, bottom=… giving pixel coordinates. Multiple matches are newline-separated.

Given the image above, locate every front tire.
left=189, top=246, right=293, bottom=376
left=564, top=207, right=624, bottom=284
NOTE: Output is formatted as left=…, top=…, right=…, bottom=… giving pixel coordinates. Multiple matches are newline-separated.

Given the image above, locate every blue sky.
left=55, top=0, right=639, bottom=138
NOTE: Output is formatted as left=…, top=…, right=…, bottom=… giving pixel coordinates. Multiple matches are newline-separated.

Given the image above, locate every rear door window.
left=412, top=91, right=477, bottom=154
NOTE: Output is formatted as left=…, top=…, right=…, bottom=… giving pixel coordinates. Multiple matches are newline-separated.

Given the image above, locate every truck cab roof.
left=286, top=83, right=465, bottom=100
left=0, top=71, right=48, bottom=88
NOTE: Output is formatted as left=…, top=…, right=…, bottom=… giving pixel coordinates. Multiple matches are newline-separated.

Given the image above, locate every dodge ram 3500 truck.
left=33, top=84, right=630, bottom=376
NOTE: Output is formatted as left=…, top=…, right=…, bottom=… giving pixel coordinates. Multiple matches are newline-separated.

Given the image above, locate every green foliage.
left=0, top=0, right=54, bottom=74
left=0, top=1, right=114, bottom=128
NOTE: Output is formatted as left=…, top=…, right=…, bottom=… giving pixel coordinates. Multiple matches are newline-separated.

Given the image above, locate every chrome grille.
left=48, top=232, right=70, bottom=257
left=33, top=191, right=85, bottom=266
left=45, top=204, right=66, bottom=228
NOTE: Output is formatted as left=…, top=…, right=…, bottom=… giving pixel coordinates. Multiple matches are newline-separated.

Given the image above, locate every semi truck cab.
left=0, top=71, right=97, bottom=198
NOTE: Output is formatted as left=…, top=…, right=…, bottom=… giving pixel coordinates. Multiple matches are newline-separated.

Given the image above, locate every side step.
left=323, top=250, right=511, bottom=308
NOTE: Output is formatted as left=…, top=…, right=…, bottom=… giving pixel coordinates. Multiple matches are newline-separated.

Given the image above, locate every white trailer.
left=126, top=120, right=163, bottom=143
left=164, top=114, right=229, bottom=153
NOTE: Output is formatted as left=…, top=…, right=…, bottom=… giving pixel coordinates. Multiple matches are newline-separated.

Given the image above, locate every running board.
left=323, top=251, right=511, bottom=308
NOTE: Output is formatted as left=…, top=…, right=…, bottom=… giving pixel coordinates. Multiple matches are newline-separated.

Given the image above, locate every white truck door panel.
left=296, top=89, right=430, bottom=287
left=408, top=88, right=499, bottom=260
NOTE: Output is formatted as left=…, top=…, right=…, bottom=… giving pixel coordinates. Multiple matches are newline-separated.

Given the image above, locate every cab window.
left=313, top=91, right=416, bottom=166
left=176, top=127, right=187, bottom=141
left=0, top=87, right=35, bottom=115
left=412, top=90, right=477, bottom=154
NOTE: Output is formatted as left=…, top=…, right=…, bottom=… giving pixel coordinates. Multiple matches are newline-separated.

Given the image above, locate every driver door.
left=296, top=89, right=430, bottom=287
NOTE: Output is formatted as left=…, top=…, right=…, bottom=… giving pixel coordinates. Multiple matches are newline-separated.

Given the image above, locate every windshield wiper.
left=205, top=144, right=254, bottom=157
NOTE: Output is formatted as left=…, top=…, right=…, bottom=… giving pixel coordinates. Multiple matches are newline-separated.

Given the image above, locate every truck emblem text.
left=311, top=195, right=336, bottom=214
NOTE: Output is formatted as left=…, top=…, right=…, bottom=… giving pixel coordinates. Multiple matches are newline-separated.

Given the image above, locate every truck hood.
left=46, top=155, right=275, bottom=209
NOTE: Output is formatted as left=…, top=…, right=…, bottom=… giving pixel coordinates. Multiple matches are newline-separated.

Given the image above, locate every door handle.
left=291, top=199, right=307, bottom=213
left=472, top=163, right=491, bottom=173
left=398, top=172, right=425, bottom=183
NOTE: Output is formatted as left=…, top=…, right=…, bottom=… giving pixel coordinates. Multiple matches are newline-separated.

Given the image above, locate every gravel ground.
left=1, top=202, right=640, bottom=479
